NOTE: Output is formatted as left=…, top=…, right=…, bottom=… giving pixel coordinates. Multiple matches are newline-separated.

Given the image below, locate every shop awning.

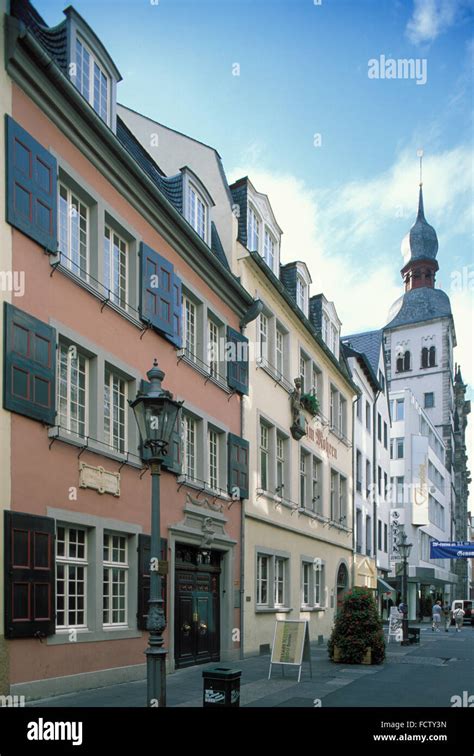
left=377, top=577, right=395, bottom=594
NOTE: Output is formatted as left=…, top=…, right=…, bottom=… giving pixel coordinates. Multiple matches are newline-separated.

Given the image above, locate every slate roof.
left=280, top=262, right=298, bottom=304
left=211, top=222, right=230, bottom=270
left=341, top=330, right=382, bottom=377
left=385, top=287, right=452, bottom=330
left=11, top=0, right=68, bottom=73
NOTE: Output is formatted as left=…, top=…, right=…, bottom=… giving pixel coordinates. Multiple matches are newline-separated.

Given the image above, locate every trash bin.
left=202, top=666, right=241, bottom=708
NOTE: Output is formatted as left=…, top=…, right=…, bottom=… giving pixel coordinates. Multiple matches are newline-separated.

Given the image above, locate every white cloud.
left=406, top=0, right=468, bottom=45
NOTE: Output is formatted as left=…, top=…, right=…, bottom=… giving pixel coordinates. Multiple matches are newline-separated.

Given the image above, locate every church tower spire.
left=400, top=153, right=439, bottom=292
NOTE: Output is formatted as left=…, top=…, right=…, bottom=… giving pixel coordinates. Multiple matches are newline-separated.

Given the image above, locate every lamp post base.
left=145, top=645, right=167, bottom=707
left=401, top=618, right=410, bottom=646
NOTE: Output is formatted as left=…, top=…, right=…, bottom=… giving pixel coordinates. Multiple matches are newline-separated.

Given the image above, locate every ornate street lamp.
left=130, top=359, right=183, bottom=707
left=397, top=528, right=413, bottom=646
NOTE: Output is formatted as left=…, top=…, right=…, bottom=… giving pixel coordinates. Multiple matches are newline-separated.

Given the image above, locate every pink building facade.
left=1, top=0, right=252, bottom=699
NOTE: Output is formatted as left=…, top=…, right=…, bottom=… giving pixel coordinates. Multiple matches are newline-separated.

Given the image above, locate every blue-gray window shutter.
left=226, top=326, right=249, bottom=394
left=139, top=242, right=182, bottom=347
left=137, top=534, right=167, bottom=630
left=4, top=511, right=56, bottom=639
left=6, top=116, right=57, bottom=253
left=4, top=303, right=56, bottom=425
left=228, top=433, right=249, bottom=499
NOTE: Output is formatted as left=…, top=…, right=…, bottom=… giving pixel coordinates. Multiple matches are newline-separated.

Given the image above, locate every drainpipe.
left=351, top=395, right=358, bottom=587
left=373, top=388, right=381, bottom=601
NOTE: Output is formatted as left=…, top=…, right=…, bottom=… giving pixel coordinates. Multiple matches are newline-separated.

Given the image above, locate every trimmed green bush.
left=301, top=392, right=319, bottom=416
left=328, top=587, right=385, bottom=664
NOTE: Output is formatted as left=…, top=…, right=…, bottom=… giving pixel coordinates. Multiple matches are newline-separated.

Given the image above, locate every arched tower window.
left=397, top=351, right=411, bottom=373
left=429, top=346, right=436, bottom=367
left=421, top=347, right=428, bottom=368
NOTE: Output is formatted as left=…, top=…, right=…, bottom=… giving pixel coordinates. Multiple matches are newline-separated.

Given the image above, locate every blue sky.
left=39, top=0, right=473, bottom=462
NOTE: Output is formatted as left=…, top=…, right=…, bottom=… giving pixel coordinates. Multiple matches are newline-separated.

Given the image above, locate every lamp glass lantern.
left=130, top=359, right=182, bottom=460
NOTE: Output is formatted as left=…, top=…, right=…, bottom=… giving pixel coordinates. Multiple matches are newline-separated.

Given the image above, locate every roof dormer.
left=309, top=293, right=341, bottom=358
left=280, top=261, right=312, bottom=318
left=181, top=167, right=215, bottom=245
left=65, top=6, right=122, bottom=132
left=229, top=177, right=282, bottom=275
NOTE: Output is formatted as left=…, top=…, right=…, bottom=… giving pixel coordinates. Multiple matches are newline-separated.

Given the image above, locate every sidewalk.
left=27, top=625, right=473, bottom=708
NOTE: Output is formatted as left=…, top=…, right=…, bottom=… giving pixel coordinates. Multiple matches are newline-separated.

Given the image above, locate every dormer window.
left=296, top=276, right=307, bottom=315
left=75, top=37, right=109, bottom=124
left=188, top=183, right=208, bottom=242
left=248, top=206, right=260, bottom=252
left=264, top=230, right=275, bottom=271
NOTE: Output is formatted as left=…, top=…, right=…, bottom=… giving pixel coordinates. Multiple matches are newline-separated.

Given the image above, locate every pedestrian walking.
left=453, top=606, right=465, bottom=632
left=432, top=600, right=442, bottom=632
left=443, top=602, right=451, bottom=632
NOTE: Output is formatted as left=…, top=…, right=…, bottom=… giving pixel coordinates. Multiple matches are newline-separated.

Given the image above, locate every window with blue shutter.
left=6, top=116, right=57, bottom=252
left=226, top=326, right=249, bottom=394
left=139, top=242, right=182, bottom=347
left=4, top=511, right=56, bottom=639
left=228, top=433, right=249, bottom=499
left=3, top=303, right=56, bottom=425
left=137, top=534, right=167, bottom=630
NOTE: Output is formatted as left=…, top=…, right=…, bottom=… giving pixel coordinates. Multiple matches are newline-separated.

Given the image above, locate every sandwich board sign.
left=388, top=606, right=403, bottom=643
left=268, top=620, right=312, bottom=682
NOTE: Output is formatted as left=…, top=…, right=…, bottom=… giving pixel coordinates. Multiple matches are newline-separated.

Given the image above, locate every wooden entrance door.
left=174, top=545, right=221, bottom=669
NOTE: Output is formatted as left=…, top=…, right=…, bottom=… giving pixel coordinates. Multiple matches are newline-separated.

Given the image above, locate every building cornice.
left=5, top=15, right=252, bottom=318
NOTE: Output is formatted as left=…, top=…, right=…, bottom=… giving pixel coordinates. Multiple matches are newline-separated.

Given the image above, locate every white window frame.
left=58, top=183, right=89, bottom=279
left=56, top=525, right=88, bottom=630
left=248, top=205, right=260, bottom=252
left=75, top=36, right=110, bottom=125
left=102, top=533, right=128, bottom=628
left=57, top=342, right=89, bottom=438
left=258, top=313, right=268, bottom=362
left=263, top=228, right=275, bottom=271
left=274, top=557, right=287, bottom=607
left=296, top=275, right=307, bottom=314
left=104, top=368, right=128, bottom=454
left=208, top=318, right=220, bottom=378
left=301, top=560, right=324, bottom=609
left=260, top=422, right=269, bottom=490
left=276, top=433, right=285, bottom=495
left=208, top=428, right=219, bottom=490
left=103, top=225, right=128, bottom=310
left=183, top=415, right=197, bottom=481
left=183, top=295, right=197, bottom=361
left=257, top=554, right=269, bottom=606
left=187, top=183, right=208, bottom=242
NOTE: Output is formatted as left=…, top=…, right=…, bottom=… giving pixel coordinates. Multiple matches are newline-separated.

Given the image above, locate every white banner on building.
left=411, top=435, right=429, bottom=525
left=389, top=507, right=405, bottom=567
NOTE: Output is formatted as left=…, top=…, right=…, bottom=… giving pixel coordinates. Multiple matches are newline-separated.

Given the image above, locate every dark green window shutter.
left=6, top=116, right=57, bottom=253
left=228, top=433, right=249, bottom=499
left=137, top=380, right=182, bottom=475
left=4, top=511, right=56, bottom=639
left=226, top=326, right=249, bottom=395
left=4, top=303, right=56, bottom=425
left=139, top=242, right=182, bottom=347
left=137, top=534, right=167, bottom=630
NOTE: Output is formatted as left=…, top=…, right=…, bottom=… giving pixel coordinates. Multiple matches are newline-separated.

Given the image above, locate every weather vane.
left=417, top=148, right=424, bottom=186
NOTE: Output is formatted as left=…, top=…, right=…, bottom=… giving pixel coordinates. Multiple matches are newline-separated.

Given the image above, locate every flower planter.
left=333, top=645, right=372, bottom=665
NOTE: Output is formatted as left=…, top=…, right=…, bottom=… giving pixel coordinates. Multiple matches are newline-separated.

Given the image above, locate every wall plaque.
left=79, top=462, right=120, bottom=497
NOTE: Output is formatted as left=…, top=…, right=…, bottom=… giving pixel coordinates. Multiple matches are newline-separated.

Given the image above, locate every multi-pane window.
left=256, top=554, right=268, bottom=605
left=391, top=476, right=405, bottom=504
left=276, top=327, right=284, bottom=377
left=311, top=364, right=321, bottom=401
left=322, top=313, right=328, bottom=343
left=260, top=423, right=269, bottom=490
left=58, top=184, right=88, bottom=278
left=366, top=401, right=371, bottom=432
left=338, top=396, right=346, bottom=437
left=296, top=276, right=307, bottom=313
left=57, top=344, right=88, bottom=437
left=56, top=526, right=87, bottom=629
left=258, top=313, right=268, bottom=361
left=339, top=475, right=347, bottom=523
left=184, top=415, right=196, bottom=480
left=312, top=456, right=322, bottom=513
left=330, top=388, right=336, bottom=428
left=300, top=450, right=307, bottom=508
left=301, top=561, right=323, bottom=608
left=248, top=206, right=260, bottom=252
left=390, top=438, right=404, bottom=459
left=330, top=470, right=347, bottom=523
left=208, top=319, right=219, bottom=378
left=188, top=185, right=207, bottom=241
left=208, top=429, right=219, bottom=489
left=104, top=226, right=127, bottom=308
left=274, top=557, right=286, bottom=606
left=300, top=352, right=307, bottom=392
left=104, top=369, right=127, bottom=453
left=183, top=296, right=197, bottom=360
left=103, top=533, right=128, bottom=626
left=330, top=470, right=337, bottom=520
left=276, top=434, right=285, bottom=494
left=263, top=229, right=275, bottom=270
left=75, top=38, right=109, bottom=124
left=395, top=398, right=404, bottom=421
left=424, top=392, right=434, bottom=409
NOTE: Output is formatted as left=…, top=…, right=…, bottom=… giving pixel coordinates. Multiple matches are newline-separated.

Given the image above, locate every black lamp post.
left=130, top=359, right=183, bottom=707
left=398, top=528, right=413, bottom=646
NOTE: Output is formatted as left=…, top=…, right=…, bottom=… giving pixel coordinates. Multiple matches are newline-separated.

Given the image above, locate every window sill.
left=329, top=426, right=351, bottom=447
left=256, top=607, right=292, bottom=614
left=48, top=427, right=143, bottom=469
left=177, top=351, right=232, bottom=394
left=177, top=475, right=231, bottom=501
left=300, top=606, right=326, bottom=613
left=257, top=359, right=293, bottom=393
left=47, top=627, right=143, bottom=645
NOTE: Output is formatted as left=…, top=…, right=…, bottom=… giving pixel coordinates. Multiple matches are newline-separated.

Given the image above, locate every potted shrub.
left=328, top=587, right=385, bottom=665
left=301, top=392, right=319, bottom=417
